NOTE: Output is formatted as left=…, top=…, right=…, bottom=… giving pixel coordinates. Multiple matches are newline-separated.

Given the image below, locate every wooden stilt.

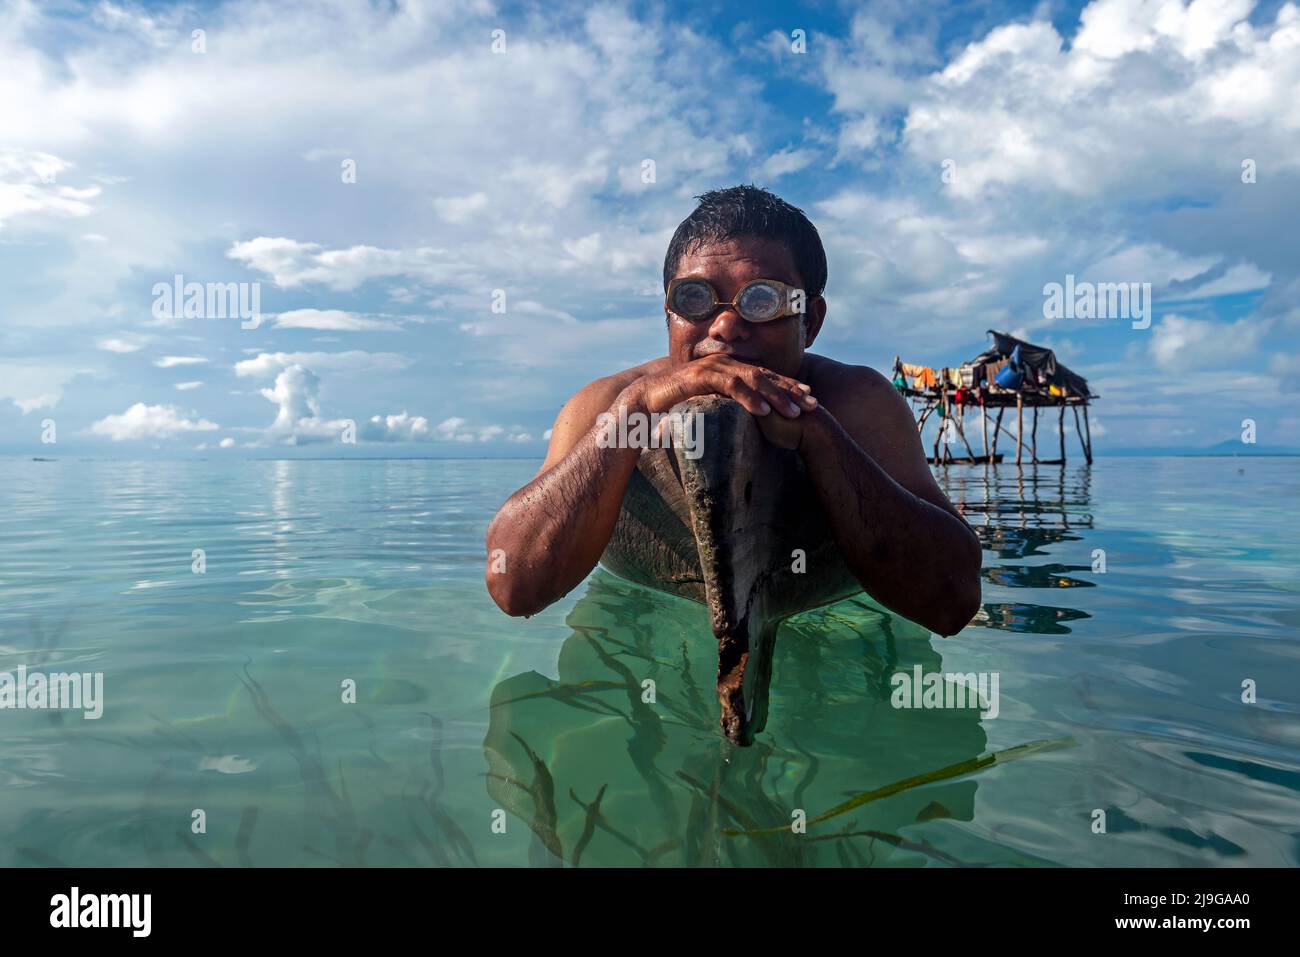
left=1058, top=401, right=1066, bottom=463
left=993, top=416, right=1033, bottom=460
left=941, top=385, right=950, bottom=464
left=1072, top=404, right=1085, bottom=462
left=954, top=406, right=977, bottom=459
left=932, top=401, right=943, bottom=463
left=1031, top=405, right=1039, bottom=464
left=981, top=403, right=989, bottom=459
left=992, top=407, right=1004, bottom=458
left=1082, top=403, right=1094, bottom=464
left=917, top=403, right=934, bottom=434
left=1016, top=395, right=1023, bottom=466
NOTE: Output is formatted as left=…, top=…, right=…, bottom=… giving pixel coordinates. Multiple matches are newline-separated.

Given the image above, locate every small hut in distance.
left=892, top=330, right=1097, bottom=466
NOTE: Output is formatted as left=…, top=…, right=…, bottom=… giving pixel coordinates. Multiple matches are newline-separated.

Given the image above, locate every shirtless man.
left=485, top=186, right=981, bottom=636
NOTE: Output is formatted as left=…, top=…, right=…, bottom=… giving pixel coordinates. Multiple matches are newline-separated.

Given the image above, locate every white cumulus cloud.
left=97, top=335, right=150, bottom=353
left=234, top=351, right=412, bottom=378
left=90, top=403, right=219, bottom=441
left=1149, top=313, right=1269, bottom=371
left=362, top=412, right=430, bottom=441
left=433, top=192, right=489, bottom=224
left=272, top=309, right=402, bottom=332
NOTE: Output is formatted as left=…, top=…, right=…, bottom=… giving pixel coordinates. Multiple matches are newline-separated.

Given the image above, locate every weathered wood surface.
left=600, top=395, right=860, bottom=744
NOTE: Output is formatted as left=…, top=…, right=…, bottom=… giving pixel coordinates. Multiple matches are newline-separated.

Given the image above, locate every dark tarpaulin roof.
left=968, top=330, right=1093, bottom=398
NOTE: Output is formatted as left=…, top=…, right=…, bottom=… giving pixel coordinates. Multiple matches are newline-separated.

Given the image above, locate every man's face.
left=666, top=236, right=825, bottom=379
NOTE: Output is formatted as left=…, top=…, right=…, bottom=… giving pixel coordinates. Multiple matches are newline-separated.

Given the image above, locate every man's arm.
left=484, top=377, right=642, bottom=617
left=796, top=365, right=983, bottom=636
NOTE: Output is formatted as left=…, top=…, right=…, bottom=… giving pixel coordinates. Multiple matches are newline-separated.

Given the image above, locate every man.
left=486, top=186, right=981, bottom=637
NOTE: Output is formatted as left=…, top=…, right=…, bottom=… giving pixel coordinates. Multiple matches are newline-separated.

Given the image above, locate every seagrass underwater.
left=0, top=666, right=103, bottom=719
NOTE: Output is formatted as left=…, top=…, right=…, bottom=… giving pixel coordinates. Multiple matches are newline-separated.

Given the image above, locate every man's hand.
left=618, top=354, right=818, bottom=419
left=755, top=409, right=806, bottom=450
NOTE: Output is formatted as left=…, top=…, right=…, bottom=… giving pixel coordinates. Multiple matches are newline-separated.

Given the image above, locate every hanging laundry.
left=901, top=363, right=938, bottom=390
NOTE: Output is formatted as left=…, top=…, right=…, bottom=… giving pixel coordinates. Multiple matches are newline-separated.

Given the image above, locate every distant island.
left=1103, top=442, right=1300, bottom=457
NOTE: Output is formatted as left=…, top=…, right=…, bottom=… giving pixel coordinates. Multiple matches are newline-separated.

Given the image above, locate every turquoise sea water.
left=0, top=456, right=1296, bottom=867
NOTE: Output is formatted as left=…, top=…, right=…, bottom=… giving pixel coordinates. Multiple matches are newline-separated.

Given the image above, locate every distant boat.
left=600, top=395, right=860, bottom=744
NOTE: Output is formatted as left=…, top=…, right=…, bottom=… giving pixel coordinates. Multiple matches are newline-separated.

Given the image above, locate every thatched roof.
left=968, top=330, right=1093, bottom=398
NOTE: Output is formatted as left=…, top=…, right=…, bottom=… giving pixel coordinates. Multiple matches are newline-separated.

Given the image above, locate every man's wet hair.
left=662, top=185, right=827, bottom=298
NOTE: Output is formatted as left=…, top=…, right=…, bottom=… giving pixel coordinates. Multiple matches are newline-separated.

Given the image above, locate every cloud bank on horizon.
left=1, top=0, right=1297, bottom=454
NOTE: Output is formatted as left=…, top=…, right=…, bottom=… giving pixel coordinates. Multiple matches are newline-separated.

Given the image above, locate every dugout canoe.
left=599, top=395, right=861, bottom=745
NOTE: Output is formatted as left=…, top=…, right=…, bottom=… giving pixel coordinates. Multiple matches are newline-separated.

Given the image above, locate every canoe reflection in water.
left=484, top=570, right=1070, bottom=867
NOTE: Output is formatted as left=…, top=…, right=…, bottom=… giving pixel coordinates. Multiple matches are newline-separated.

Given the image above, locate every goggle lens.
left=737, top=282, right=782, bottom=320
left=672, top=280, right=715, bottom=318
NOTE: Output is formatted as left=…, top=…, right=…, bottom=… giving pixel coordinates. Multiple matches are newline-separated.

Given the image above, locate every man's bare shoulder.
left=802, top=353, right=921, bottom=465
left=566, top=356, right=673, bottom=414
left=802, top=353, right=897, bottom=408
left=537, top=357, right=672, bottom=472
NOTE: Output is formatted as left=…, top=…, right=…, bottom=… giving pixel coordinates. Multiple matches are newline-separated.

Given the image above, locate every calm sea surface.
left=0, top=456, right=1296, bottom=867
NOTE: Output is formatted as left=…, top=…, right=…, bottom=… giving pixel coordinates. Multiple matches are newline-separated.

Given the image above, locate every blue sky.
left=2, top=0, right=1297, bottom=456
